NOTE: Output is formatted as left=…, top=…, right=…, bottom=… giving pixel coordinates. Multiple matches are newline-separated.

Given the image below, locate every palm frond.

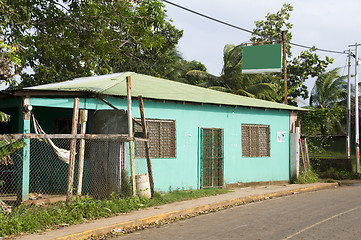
left=208, top=86, right=233, bottom=93
left=310, top=68, right=346, bottom=108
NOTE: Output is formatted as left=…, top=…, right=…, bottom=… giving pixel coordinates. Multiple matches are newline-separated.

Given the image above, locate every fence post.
left=66, top=98, right=79, bottom=201
left=20, top=97, right=31, bottom=202
left=76, top=109, right=88, bottom=196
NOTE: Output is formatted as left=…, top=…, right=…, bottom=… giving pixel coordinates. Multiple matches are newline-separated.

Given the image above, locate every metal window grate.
left=242, top=124, right=270, bottom=157
left=135, top=119, right=176, bottom=158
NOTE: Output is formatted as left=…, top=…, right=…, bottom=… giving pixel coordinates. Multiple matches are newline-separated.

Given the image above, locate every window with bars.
left=241, top=124, right=270, bottom=157
left=135, top=119, right=176, bottom=158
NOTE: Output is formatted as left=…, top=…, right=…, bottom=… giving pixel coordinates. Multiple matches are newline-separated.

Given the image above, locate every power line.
left=162, top=0, right=254, bottom=35
left=288, top=42, right=346, bottom=55
left=162, top=0, right=347, bottom=55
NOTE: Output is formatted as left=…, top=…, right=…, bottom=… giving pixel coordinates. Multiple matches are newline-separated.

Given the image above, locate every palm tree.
left=159, top=44, right=280, bottom=101
left=309, top=68, right=347, bottom=135
left=219, top=44, right=279, bottom=101
left=152, top=48, right=214, bottom=86
left=310, top=68, right=347, bottom=109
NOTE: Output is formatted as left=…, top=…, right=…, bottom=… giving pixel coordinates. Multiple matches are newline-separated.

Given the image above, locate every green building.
left=0, top=72, right=304, bottom=201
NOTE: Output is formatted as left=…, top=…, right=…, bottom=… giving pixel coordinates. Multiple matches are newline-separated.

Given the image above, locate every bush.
left=296, top=169, right=319, bottom=184
left=319, top=167, right=361, bottom=180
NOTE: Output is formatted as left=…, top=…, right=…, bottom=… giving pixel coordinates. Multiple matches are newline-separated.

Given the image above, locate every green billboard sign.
left=242, top=44, right=282, bottom=74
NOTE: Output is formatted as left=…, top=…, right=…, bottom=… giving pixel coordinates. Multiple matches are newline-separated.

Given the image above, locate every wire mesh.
left=0, top=136, right=133, bottom=204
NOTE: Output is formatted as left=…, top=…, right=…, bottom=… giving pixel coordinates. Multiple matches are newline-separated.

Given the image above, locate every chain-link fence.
left=0, top=135, right=133, bottom=205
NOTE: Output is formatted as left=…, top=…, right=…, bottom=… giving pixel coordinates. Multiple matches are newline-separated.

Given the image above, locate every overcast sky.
left=163, top=0, right=361, bottom=103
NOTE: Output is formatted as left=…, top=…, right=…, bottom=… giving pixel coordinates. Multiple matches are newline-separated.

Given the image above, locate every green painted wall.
left=126, top=100, right=290, bottom=191
left=25, top=96, right=290, bottom=192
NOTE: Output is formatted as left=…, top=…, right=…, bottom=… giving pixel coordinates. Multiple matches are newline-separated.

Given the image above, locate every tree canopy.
left=250, top=3, right=334, bottom=104
left=187, top=4, right=334, bottom=104
left=310, top=68, right=347, bottom=109
left=1, top=1, right=335, bottom=106
left=217, top=44, right=278, bottom=101
left=299, top=69, right=347, bottom=136
left=0, top=0, right=183, bottom=87
left=0, top=39, right=21, bottom=85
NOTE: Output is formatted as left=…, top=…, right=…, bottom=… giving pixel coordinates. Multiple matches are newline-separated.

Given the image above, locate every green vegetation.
left=0, top=39, right=21, bottom=84
left=0, top=188, right=228, bottom=237
left=0, top=0, right=184, bottom=87
left=299, top=69, right=346, bottom=137
left=1, top=2, right=333, bottom=106
left=296, top=169, right=319, bottom=184
left=318, top=168, right=361, bottom=180
left=190, top=4, right=333, bottom=104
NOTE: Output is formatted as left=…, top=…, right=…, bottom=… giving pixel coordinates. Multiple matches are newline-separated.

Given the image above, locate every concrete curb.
left=54, top=183, right=338, bottom=240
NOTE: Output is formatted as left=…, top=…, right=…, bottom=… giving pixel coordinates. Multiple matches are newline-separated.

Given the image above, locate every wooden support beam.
left=299, top=138, right=307, bottom=173
left=66, top=98, right=79, bottom=202
left=304, top=138, right=311, bottom=170
left=97, top=96, right=120, bottom=110
left=127, top=76, right=136, bottom=196
left=0, top=134, right=149, bottom=141
left=77, top=109, right=88, bottom=196
left=138, top=96, right=155, bottom=197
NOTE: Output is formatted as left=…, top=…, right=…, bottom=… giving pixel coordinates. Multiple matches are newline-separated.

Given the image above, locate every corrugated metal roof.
left=25, top=72, right=305, bottom=111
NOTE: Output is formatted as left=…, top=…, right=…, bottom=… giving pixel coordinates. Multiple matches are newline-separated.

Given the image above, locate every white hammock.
left=32, top=114, right=70, bottom=164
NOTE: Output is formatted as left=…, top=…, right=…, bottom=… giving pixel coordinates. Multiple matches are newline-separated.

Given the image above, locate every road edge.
left=54, top=183, right=338, bottom=240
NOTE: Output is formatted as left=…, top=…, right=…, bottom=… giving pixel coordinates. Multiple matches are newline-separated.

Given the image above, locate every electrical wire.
left=162, top=0, right=254, bottom=34
left=162, top=0, right=347, bottom=55
left=341, top=54, right=350, bottom=76
left=288, top=42, right=346, bottom=54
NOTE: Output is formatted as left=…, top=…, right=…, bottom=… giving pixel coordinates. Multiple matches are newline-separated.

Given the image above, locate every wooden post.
left=138, top=96, right=155, bottom=197
left=299, top=138, right=307, bottom=173
left=121, top=142, right=126, bottom=172
left=282, top=30, right=288, bottom=105
left=303, top=138, right=311, bottom=170
left=66, top=98, right=79, bottom=202
left=127, top=76, right=136, bottom=196
left=21, top=97, right=31, bottom=202
left=76, top=109, right=88, bottom=196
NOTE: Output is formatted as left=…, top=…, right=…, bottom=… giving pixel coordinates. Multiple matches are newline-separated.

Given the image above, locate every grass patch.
left=318, top=167, right=361, bottom=180
left=296, top=169, right=319, bottom=184
left=0, top=188, right=229, bottom=237
left=309, top=150, right=346, bottom=157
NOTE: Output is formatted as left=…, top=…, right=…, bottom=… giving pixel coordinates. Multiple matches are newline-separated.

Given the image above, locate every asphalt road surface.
left=112, top=184, right=361, bottom=240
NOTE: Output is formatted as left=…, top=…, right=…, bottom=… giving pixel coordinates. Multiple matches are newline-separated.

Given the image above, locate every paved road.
left=112, top=184, right=361, bottom=240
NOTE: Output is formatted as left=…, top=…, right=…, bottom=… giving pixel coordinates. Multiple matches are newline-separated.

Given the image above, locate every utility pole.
left=347, top=49, right=352, bottom=160
left=349, top=43, right=361, bottom=173
left=356, top=44, right=360, bottom=174
left=282, top=30, right=288, bottom=104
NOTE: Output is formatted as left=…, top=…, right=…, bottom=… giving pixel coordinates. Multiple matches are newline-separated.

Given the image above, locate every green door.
left=201, top=128, right=224, bottom=188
